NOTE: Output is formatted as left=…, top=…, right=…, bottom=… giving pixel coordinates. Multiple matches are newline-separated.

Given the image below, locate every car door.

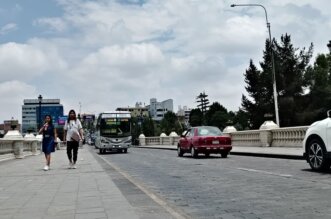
left=187, top=128, right=196, bottom=147
left=179, top=129, right=191, bottom=149
left=326, top=118, right=331, bottom=150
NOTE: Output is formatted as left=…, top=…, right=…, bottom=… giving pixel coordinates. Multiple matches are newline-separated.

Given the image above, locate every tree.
left=302, top=53, right=331, bottom=123
left=189, top=108, right=203, bottom=127
left=205, top=102, right=230, bottom=130
left=160, top=111, right=182, bottom=135
left=142, top=117, right=155, bottom=137
left=241, top=34, right=313, bottom=127
left=196, top=92, right=210, bottom=117
left=241, top=60, right=270, bottom=129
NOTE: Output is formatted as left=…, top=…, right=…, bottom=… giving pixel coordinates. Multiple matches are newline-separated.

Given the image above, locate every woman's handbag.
left=71, top=131, right=81, bottom=142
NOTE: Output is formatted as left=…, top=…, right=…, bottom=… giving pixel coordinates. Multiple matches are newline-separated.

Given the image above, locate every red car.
left=177, top=126, right=232, bottom=158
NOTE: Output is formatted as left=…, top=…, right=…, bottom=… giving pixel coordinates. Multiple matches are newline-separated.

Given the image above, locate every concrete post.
left=4, top=130, right=24, bottom=159
left=139, top=134, right=146, bottom=146
left=259, top=121, right=279, bottom=147
left=160, top=133, right=167, bottom=145
left=24, top=133, right=39, bottom=155
left=223, top=126, right=237, bottom=137
left=169, top=131, right=178, bottom=145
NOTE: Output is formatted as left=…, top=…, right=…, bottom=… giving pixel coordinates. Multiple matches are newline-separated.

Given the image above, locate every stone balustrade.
left=138, top=123, right=309, bottom=148
left=0, top=130, right=41, bottom=160
left=230, top=130, right=262, bottom=147
left=139, top=134, right=181, bottom=146
left=228, top=126, right=308, bottom=148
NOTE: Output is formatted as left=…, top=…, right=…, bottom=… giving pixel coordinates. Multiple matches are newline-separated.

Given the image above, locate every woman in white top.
left=63, top=109, right=84, bottom=169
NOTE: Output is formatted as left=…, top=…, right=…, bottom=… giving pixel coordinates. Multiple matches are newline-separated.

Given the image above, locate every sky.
left=1, top=0, right=331, bottom=123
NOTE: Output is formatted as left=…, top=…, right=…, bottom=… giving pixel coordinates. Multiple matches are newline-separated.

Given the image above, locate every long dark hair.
left=67, top=109, right=77, bottom=122
left=45, top=115, right=53, bottom=125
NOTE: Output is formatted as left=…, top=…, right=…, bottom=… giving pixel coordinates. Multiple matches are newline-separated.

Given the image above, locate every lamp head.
left=38, top=94, right=43, bottom=102
left=327, top=40, right=331, bottom=53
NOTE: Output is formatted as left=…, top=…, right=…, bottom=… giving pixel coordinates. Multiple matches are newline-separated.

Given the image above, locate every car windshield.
left=197, top=127, right=222, bottom=136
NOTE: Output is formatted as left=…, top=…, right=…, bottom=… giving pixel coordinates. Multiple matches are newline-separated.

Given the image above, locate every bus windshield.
left=99, top=117, right=131, bottom=137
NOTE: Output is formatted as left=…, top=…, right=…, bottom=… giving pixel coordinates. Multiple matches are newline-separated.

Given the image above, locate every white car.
left=303, top=111, right=331, bottom=171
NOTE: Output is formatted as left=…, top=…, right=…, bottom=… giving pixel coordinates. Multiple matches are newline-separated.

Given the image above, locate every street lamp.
left=327, top=40, right=331, bottom=53
left=38, top=94, right=43, bottom=130
left=231, top=4, right=280, bottom=126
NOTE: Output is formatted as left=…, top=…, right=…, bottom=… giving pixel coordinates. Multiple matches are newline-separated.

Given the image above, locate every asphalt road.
left=93, top=147, right=331, bottom=219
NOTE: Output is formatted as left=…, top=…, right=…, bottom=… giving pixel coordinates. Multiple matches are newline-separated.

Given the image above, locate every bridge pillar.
left=139, top=134, right=146, bottom=146
left=4, top=130, right=24, bottom=159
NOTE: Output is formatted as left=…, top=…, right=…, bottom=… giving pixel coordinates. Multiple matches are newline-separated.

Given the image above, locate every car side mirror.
left=327, top=110, right=331, bottom=118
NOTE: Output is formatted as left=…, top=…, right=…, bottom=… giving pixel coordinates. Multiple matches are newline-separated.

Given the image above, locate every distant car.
left=303, top=111, right=331, bottom=171
left=177, top=126, right=232, bottom=158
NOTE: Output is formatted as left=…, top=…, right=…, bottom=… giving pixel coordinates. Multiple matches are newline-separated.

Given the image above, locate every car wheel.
left=205, top=153, right=210, bottom=157
left=123, top=149, right=127, bottom=153
left=177, top=146, right=184, bottom=157
left=99, top=149, right=103, bottom=154
left=221, top=152, right=228, bottom=158
left=307, top=139, right=330, bottom=171
left=191, top=147, right=198, bottom=158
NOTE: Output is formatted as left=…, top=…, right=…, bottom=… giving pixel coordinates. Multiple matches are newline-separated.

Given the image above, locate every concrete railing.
left=138, top=124, right=309, bottom=148
left=139, top=135, right=181, bottom=146
left=0, top=131, right=41, bottom=160
left=228, top=126, right=309, bottom=148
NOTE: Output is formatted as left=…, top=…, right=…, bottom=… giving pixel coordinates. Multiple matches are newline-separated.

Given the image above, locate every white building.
left=177, top=105, right=191, bottom=126
left=147, top=98, right=173, bottom=121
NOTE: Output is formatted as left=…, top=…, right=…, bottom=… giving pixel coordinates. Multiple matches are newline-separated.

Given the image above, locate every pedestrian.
left=38, top=115, right=57, bottom=171
left=63, top=109, right=84, bottom=169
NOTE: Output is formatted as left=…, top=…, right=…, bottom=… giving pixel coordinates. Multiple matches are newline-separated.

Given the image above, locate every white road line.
left=98, top=155, right=190, bottom=219
left=237, top=167, right=293, bottom=178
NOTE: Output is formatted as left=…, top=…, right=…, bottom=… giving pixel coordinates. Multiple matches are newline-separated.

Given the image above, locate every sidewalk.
left=138, top=145, right=304, bottom=160
left=0, top=147, right=140, bottom=219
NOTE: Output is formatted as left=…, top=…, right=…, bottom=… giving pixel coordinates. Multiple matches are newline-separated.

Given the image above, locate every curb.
left=136, top=146, right=304, bottom=160
left=229, top=151, right=304, bottom=160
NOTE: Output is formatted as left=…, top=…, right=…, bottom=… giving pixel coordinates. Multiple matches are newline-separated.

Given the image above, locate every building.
left=81, top=114, right=96, bottom=129
left=177, top=106, right=191, bottom=127
left=0, top=118, right=21, bottom=136
left=147, top=98, right=173, bottom=121
left=22, top=98, right=64, bottom=133
left=116, top=102, right=149, bottom=118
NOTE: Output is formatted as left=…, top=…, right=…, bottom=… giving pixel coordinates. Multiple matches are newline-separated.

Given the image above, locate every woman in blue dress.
left=38, top=115, right=57, bottom=171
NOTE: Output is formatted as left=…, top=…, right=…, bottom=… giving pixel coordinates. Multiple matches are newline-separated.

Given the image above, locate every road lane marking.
left=237, top=167, right=293, bottom=178
left=98, top=154, right=190, bottom=219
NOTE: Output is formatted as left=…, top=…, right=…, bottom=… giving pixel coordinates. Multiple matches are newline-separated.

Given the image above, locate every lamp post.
left=231, top=4, right=280, bottom=126
left=38, top=94, right=43, bottom=130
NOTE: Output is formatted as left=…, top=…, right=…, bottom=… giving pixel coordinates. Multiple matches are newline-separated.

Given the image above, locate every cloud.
left=0, top=23, right=17, bottom=35
left=0, top=43, right=49, bottom=81
left=33, top=17, right=67, bottom=32
left=1, top=0, right=331, bottom=123
left=0, top=81, right=37, bottom=121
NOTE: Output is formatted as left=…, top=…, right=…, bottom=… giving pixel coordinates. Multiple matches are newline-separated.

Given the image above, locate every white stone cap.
left=223, top=126, right=237, bottom=133
left=24, top=133, right=36, bottom=141
left=160, top=133, right=167, bottom=137
left=138, top=134, right=146, bottom=138
left=3, top=130, right=23, bottom=140
left=259, top=120, right=279, bottom=130
left=36, top=134, right=43, bottom=142
left=169, top=131, right=178, bottom=137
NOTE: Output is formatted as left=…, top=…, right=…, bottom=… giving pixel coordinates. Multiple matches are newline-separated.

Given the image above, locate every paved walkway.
left=0, top=147, right=141, bottom=219
left=138, top=145, right=304, bottom=159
